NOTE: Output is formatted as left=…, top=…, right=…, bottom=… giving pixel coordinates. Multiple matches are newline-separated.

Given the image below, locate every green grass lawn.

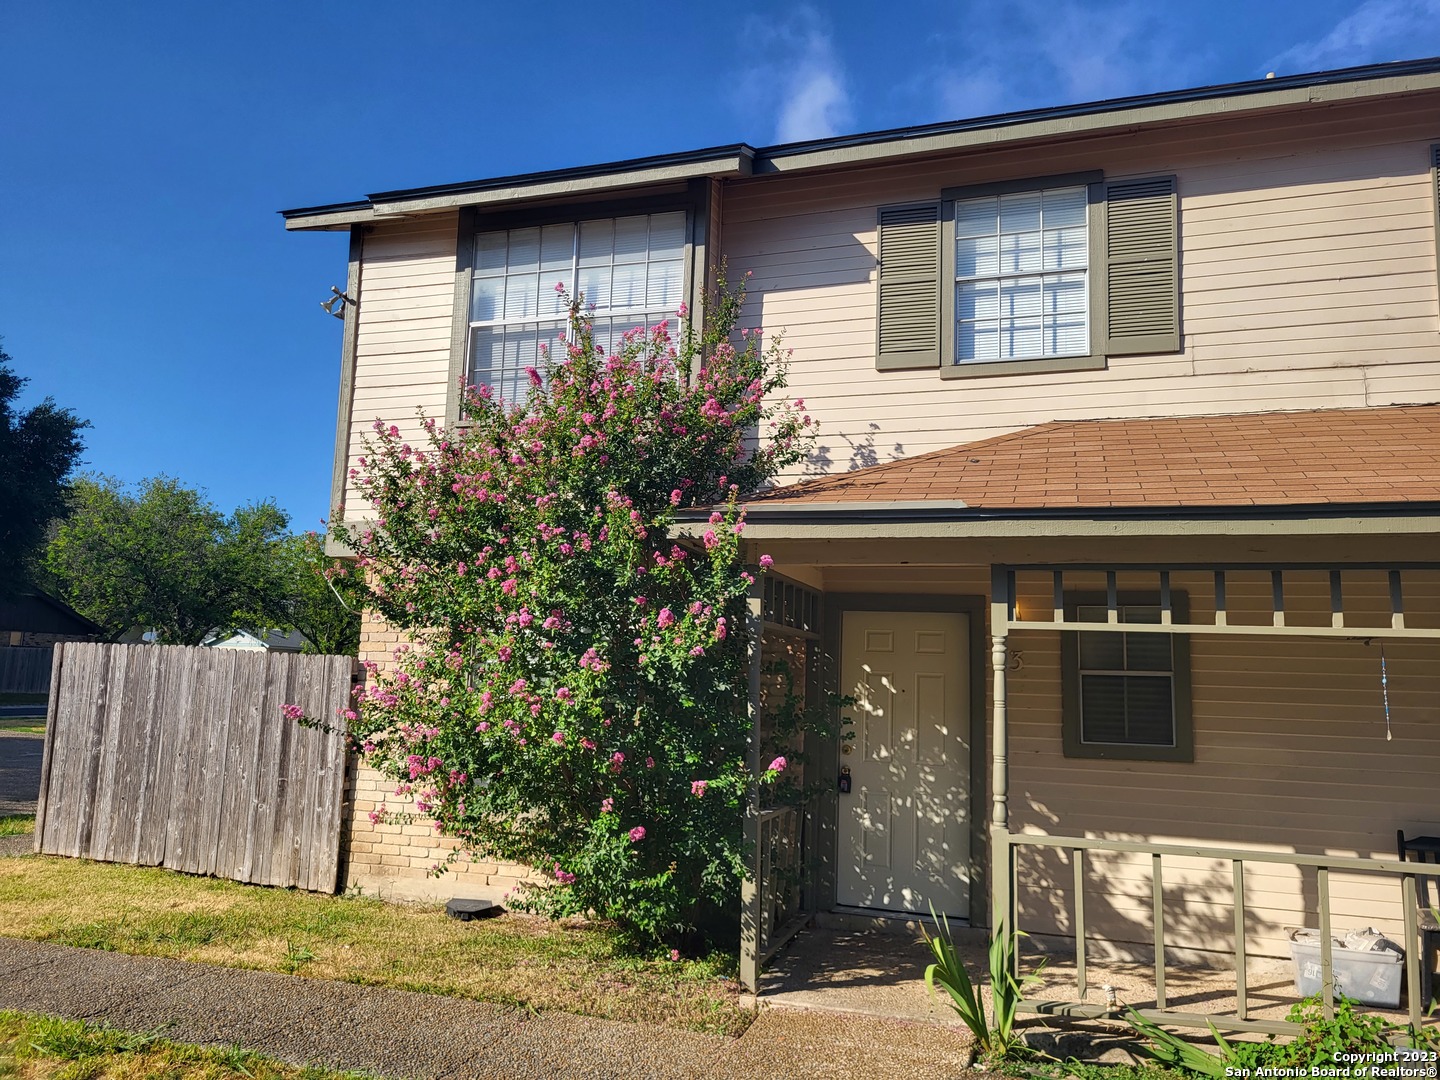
left=0, top=719, right=45, bottom=733
left=0, top=857, right=749, bottom=1036
left=0, top=817, right=34, bottom=837
left=0, top=1011, right=365, bottom=1080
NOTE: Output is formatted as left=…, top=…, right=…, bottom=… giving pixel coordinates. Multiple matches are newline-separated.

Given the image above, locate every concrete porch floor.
left=759, top=927, right=967, bottom=1025
left=759, top=924, right=1420, bottom=1031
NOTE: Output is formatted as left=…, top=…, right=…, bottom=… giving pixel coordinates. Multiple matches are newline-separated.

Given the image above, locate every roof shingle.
left=752, top=405, right=1440, bottom=510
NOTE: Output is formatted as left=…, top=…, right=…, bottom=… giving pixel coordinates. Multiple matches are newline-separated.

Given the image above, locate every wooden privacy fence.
left=35, top=642, right=352, bottom=892
left=0, top=646, right=53, bottom=694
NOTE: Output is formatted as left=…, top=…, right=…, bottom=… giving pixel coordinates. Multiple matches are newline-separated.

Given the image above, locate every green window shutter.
left=1102, top=175, right=1180, bottom=356
left=875, top=202, right=941, bottom=370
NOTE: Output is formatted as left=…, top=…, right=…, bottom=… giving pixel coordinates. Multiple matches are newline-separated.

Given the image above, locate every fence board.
left=35, top=643, right=351, bottom=892
left=32, top=645, right=64, bottom=854
left=0, top=645, right=55, bottom=694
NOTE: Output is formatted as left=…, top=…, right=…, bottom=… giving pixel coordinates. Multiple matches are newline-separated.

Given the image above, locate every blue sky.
left=3, top=0, right=1439, bottom=529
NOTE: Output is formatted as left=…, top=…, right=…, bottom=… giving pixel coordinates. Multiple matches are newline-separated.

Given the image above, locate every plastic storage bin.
left=1288, top=928, right=1404, bottom=1007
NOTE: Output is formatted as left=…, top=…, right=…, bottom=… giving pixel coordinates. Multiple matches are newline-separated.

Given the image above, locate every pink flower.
left=691, top=780, right=708, bottom=798
left=759, top=554, right=774, bottom=569
left=670, top=948, right=682, bottom=961
left=628, top=826, right=646, bottom=842
left=768, top=756, right=788, bottom=773
left=646, top=757, right=655, bottom=769
left=281, top=704, right=304, bottom=721
left=601, top=797, right=614, bottom=813
left=551, top=731, right=565, bottom=745
left=657, top=608, right=675, bottom=629
left=553, top=863, right=576, bottom=884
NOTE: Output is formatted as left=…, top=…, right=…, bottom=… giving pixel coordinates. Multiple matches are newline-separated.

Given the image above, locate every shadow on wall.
left=1012, top=828, right=1415, bottom=968
left=799, top=423, right=906, bottom=480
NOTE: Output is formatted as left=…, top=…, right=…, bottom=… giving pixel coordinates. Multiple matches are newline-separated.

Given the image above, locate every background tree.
left=0, top=344, right=88, bottom=596
left=45, top=476, right=292, bottom=645
left=236, top=531, right=362, bottom=655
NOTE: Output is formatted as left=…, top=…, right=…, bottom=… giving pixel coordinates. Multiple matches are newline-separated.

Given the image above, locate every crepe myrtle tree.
left=320, top=275, right=819, bottom=948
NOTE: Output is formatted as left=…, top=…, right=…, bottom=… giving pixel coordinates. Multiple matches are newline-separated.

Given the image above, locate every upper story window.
left=468, top=211, right=687, bottom=403
left=874, top=172, right=1179, bottom=377
left=953, top=186, right=1089, bottom=364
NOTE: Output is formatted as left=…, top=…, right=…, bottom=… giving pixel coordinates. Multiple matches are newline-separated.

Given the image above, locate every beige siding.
left=341, top=214, right=458, bottom=515
left=724, top=96, right=1440, bottom=481
left=815, top=564, right=1440, bottom=959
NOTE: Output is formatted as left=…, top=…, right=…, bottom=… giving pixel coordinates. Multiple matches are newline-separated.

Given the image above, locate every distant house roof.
left=745, top=404, right=1440, bottom=513
left=0, top=592, right=103, bottom=637
left=205, top=629, right=306, bottom=652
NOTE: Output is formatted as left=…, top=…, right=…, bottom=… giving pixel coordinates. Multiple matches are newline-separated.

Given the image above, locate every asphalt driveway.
left=0, top=730, right=43, bottom=817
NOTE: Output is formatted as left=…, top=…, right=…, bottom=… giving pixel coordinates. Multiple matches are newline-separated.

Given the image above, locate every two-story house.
left=284, top=57, right=1440, bottom=1021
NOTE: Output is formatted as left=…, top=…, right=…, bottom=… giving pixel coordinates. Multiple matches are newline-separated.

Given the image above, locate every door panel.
left=836, top=610, right=971, bottom=917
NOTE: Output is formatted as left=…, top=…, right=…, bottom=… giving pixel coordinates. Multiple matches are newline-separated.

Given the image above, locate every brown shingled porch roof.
left=751, top=405, right=1440, bottom=511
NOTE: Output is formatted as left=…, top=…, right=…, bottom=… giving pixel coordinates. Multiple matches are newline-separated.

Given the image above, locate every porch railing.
left=756, top=804, right=807, bottom=963
left=999, top=832, right=1440, bottom=1035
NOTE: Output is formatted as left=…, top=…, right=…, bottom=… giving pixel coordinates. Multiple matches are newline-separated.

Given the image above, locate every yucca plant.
left=923, top=906, right=1041, bottom=1058
left=1126, top=1009, right=1229, bottom=1078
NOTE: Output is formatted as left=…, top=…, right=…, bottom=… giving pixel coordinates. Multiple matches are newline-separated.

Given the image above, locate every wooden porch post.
left=739, top=567, right=765, bottom=993
left=990, top=565, right=1012, bottom=934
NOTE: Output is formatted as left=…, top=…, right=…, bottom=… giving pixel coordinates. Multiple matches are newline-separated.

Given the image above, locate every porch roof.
left=750, top=405, right=1440, bottom=513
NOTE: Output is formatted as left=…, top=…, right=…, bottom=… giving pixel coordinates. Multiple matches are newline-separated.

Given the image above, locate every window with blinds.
left=1075, top=604, right=1175, bottom=747
left=953, top=185, right=1089, bottom=363
left=468, top=211, right=687, bottom=403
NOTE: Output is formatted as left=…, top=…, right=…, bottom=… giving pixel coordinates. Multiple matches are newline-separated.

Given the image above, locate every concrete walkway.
left=761, top=927, right=969, bottom=1026
left=0, top=939, right=973, bottom=1079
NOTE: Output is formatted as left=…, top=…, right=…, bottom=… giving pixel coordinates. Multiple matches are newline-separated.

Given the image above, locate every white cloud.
left=739, top=7, right=853, bottom=143
left=1270, top=0, right=1440, bottom=73
left=1022, top=0, right=1204, bottom=103
left=909, top=0, right=1207, bottom=126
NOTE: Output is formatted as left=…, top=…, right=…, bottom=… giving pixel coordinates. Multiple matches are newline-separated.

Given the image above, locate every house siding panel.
left=341, top=214, right=458, bottom=516
left=820, top=564, right=1440, bottom=960
left=724, top=98, right=1440, bottom=482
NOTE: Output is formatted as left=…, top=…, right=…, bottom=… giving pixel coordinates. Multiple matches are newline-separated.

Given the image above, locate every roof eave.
left=281, top=57, right=1440, bottom=231
left=694, top=501, right=1440, bottom=541
left=282, top=145, right=756, bottom=232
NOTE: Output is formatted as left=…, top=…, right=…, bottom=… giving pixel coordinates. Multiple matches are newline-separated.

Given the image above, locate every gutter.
left=674, top=501, right=1440, bottom=541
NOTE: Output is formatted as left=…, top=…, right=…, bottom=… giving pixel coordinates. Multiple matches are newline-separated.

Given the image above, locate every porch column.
left=739, top=566, right=764, bottom=993
left=989, top=565, right=1012, bottom=934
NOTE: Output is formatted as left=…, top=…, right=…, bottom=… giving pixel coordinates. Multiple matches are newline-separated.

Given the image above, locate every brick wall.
left=337, top=607, right=539, bottom=902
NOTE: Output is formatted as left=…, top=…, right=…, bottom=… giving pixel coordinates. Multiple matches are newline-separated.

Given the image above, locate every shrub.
left=334, top=275, right=816, bottom=948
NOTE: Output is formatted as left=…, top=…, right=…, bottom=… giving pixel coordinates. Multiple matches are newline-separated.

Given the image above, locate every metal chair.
left=1397, top=830, right=1440, bottom=1007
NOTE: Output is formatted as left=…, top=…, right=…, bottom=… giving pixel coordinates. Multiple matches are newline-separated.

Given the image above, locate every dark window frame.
left=444, top=184, right=711, bottom=425
left=1060, top=590, right=1193, bottom=762
left=939, top=170, right=1107, bottom=380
